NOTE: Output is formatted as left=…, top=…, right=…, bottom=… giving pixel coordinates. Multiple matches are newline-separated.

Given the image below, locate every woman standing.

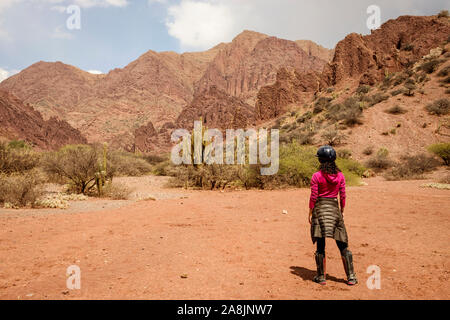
left=308, top=145, right=357, bottom=286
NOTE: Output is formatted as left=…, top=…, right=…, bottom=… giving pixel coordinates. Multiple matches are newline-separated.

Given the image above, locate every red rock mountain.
left=196, top=31, right=329, bottom=106
left=322, top=15, right=450, bottom=86
left=255, top=14, right=450, bottom=120
left=0, top=31, right=330, bottom=151
left=0, top=90, right=87, bottom=149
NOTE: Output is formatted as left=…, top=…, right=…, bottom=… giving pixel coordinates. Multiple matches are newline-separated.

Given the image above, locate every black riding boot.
left=341, top=249, right=358, bottom=285
left=313, top=252, right=326, bottom=285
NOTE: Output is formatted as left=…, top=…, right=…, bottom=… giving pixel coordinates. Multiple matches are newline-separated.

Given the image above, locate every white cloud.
left=163, top=0, right=450, bottom=51
left=50, top=5, right=67, bottom=13
left=73, top=0, right=129, bottom=8
left=166, top=0, right=235, bottom=50
left=0, top=68, right=19, bottom=82
left=87, top=69, right=103, bottom=74
left=0, top=68, right=9, bottom=82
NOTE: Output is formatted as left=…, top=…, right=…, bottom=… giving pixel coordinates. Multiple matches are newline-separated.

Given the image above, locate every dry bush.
left=356, top=85, right=371, bottom=95
left=321, top=129, right=347, bottom=146
left=109, top=151, right=152, bottom=176
left=283, top=128, right=316, bottom=145
left=143, top=154, right=167, bottom=165
left=426, top=98, right=449, bottom=116
left=313, top=97, right=333, bottom=114
left=103, top=183, right=133, bottom=200
left=326, top=97, right=363, bottom=127
left=360, top=92, right=389, bottom=107
left=419, top=59, right=443, bottom=74
left=41, top=145, right=101, bottom=194
left=362, top=146, right=374, bottom=156
left=403, top=82, right=416, bottom=96
left=365, top=148, right=394, bottom=172
left=0, top=170, right=45, bottom=208
left=296, top=111, right=313, bottom=124
left=0, top=142, right=40, bottom=174
left=391, top=88, right=407, bottom=96
left=171, top=164, right=240, bottom=190
left=337, top=149, right=352, bottom=159
left=385, top=154, right=441, bottom=180
left=385, top=105, right=407, bottom=115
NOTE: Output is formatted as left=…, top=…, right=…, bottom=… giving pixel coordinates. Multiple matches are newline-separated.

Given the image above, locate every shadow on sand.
left=290, top=266, right=347, bottom=284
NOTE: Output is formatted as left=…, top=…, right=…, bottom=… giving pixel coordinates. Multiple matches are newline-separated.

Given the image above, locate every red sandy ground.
left=0, top=177, right=448, bottom=300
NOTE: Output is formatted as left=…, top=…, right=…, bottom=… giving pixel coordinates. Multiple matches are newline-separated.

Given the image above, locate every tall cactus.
left=95, top=143, right=108, bottom=196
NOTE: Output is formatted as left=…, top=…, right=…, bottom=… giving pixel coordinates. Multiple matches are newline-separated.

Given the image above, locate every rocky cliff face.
left=295, top=40, right=334, bottom=62
left=255, top=68, right=326, bottom=120
left=0, top=90, right=87, bottom=149
left=322, top=15, right=450, bottom=86
left=176, top=86, right=255, bottom=131
left=255, top=15, right=450, bottom=121
left=195, top=31, right=329, bottom=106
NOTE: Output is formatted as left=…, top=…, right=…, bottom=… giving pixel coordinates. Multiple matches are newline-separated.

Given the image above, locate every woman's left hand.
left=308, top=208, right=313, bottom=224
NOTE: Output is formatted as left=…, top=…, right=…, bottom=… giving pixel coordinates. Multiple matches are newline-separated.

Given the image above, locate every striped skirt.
left=311, top=197, right=348, bottom=244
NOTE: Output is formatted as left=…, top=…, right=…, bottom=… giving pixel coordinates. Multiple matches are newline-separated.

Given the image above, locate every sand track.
left=0, top=177, right=448, bottom=299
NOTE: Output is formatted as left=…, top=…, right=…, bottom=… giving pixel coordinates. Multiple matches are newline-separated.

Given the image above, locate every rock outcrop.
left=176, top=86, right=255, bottom=131
left=0, top=90, right=87, bottom=149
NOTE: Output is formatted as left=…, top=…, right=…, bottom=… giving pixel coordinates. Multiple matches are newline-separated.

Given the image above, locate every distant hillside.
left=0, top=90, right=87, bottom=149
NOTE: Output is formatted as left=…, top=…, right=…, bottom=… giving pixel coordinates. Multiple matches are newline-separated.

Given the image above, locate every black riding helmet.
left=316, top=145, right=337, bottom=163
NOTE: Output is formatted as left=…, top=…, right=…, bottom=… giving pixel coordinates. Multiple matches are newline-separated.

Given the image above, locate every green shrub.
left=426, top=98, right=449, bottom=116
left=428, top=143, right=450, bottom=165
left=7, top=140, right=32, bottom=149
left=336, top=158, right=366, bottom=186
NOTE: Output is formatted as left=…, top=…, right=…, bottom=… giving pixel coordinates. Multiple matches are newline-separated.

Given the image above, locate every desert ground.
left=0, top=176, right=448, bottom=300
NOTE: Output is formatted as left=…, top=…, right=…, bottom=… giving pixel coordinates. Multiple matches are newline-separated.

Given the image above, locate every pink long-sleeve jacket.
left=309, top=171, right=346, bottom=209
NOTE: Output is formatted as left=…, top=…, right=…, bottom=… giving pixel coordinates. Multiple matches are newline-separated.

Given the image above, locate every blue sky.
left=0, top=0, right=448, bottom=81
